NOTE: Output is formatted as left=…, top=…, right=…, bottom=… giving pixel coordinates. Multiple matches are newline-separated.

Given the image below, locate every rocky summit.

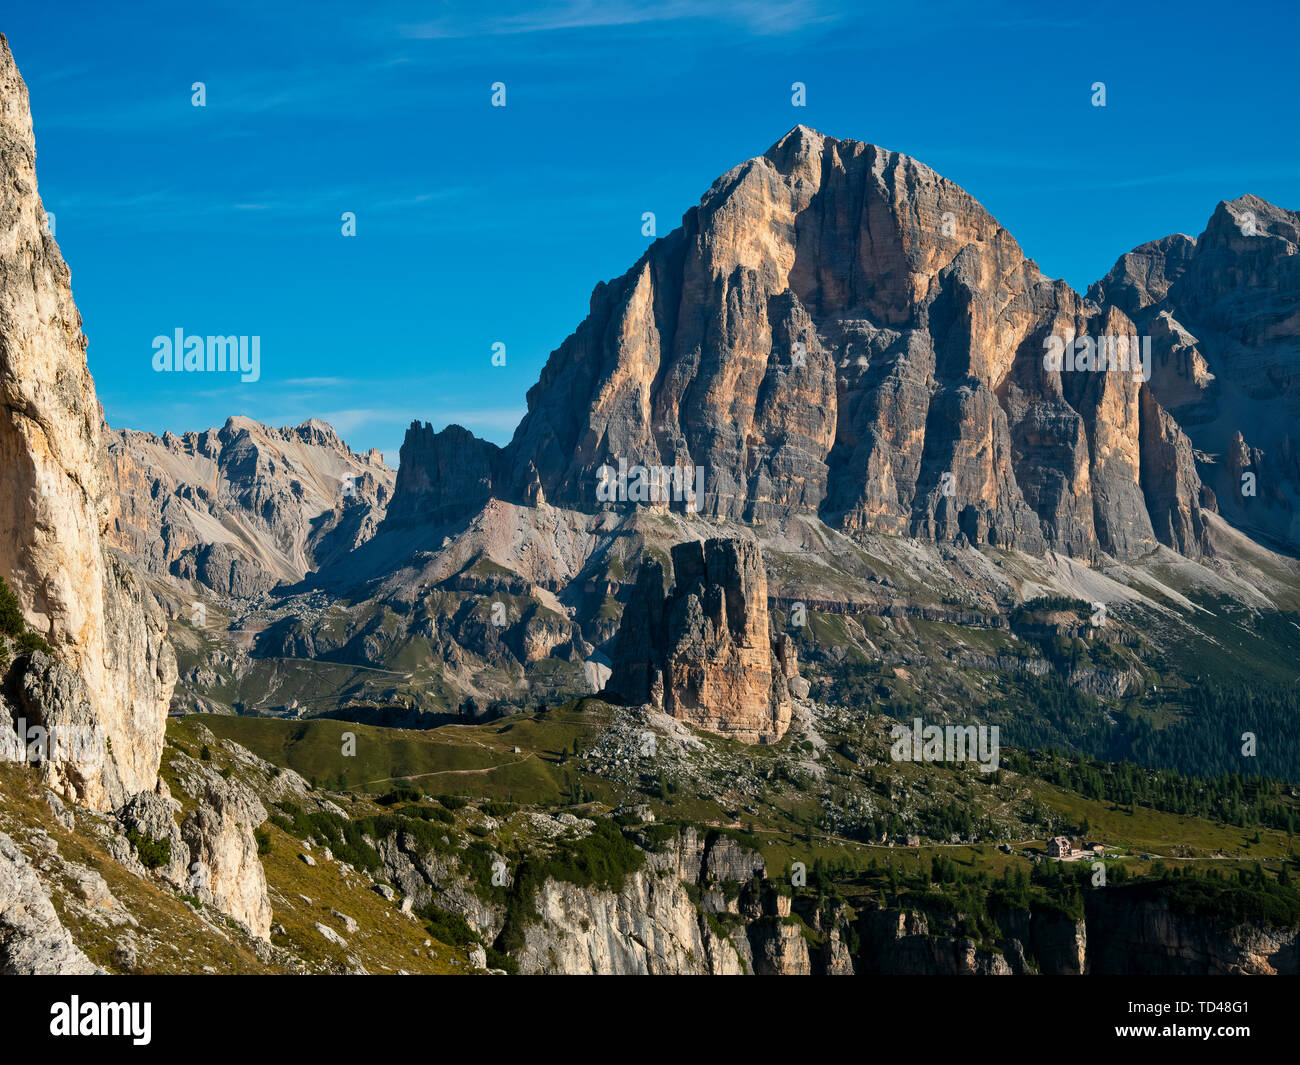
left=605, top=538, right=798, bottom=744
left=380, top=125, right=1300, bottom=562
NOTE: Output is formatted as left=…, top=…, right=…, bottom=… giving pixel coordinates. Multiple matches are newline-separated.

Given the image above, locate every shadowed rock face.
left=1089, top=195, right=1300, bottom=553
left=385, top=422, right=499, bottom=528
left=605, top=538, right=796, bottom=744
left=383, top=125, right=1269, bottom=560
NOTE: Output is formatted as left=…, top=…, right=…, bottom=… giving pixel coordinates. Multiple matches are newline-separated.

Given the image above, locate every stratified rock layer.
left=606, top=538, right=795, bottom=743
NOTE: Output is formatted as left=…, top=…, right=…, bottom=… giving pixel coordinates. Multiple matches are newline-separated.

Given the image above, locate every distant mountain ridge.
left=106, top=415, right=393, bottom=597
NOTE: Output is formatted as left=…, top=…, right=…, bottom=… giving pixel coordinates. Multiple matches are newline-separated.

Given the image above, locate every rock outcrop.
left=116, top=788, right=190, bottom=886
left=605, top=538, right=796, bottom=743
left=179, top=777, right=273, bottom=941
left=113, top=754, right=273, bottom=942
left=0, top=34, right=176, bottom=809
left=0, top=829, right=98, bottom=973
left=384, top=422, right=499, bottom=528
left=163, top=743, right=273, bottom=940
left=516, top=865, right=747, bottom=975
left=512, top=826, right=839, bottom=975
left=860, top=908, right=1014, bottom=975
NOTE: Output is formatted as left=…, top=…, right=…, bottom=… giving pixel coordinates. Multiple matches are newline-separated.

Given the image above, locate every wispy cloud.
left=398, top=0, right=845, bottom=39
left=282, top=376, right=355, bottom=387
left=39, top=182, right=477, bottom=235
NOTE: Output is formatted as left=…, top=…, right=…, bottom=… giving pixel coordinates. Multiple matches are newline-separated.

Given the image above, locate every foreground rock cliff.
left=0, top=34, right=175, bottom=809
left=0, top=36, right=276, bottom=967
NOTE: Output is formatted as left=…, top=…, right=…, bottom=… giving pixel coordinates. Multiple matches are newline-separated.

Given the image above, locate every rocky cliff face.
left=853, top=893, right=1297, bottom=976
left=860, top=908, right=1014, bottom=975
left=1084, top=889, right=1299, bottom=975
left=0, top=828, right=98, bottom=973
left=512, top=826, right=842, bottom=975
left=605, top=538, right=797, bottom=743
left=1089, top=195, right=1299, bottom=552
left=373, top=126, right=1225, bottom=562
left=384, top=422, right=498, bottom=528
left=0, top=36, right=281, bottom=966
left=116, top=731, right=276, bottom=941
left=176, top=774, right=272, bottom=940
left=106, top=416, right=394, bottom=596
left=516, top=864, right=745, bottom=975
left=479, top=823, right=1291, bottom=977
left=0, top=34, right=175, bottom=809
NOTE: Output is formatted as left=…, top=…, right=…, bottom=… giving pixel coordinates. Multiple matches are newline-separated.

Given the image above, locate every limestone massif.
left=1089, top=195, right=1300, bottom=552
left=391, top=127, right=1296, bottom=559
left=173, top=128, right=1295, bottom=736
left=0, top=35, right=278, bottom=962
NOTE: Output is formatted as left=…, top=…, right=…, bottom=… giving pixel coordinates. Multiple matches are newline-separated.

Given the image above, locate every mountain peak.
left=0, top=33, right=34, bottom=146
left=769, top=123, right=827, bottom=151
left=1203, top=194, right=1299, bottom=248
left=490, top=127, right=1254, bottom=560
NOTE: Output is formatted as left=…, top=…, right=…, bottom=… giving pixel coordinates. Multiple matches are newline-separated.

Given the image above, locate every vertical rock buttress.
left=606, top=538, right=796, bottom=744
left=0, top=35, right=176, bottom=810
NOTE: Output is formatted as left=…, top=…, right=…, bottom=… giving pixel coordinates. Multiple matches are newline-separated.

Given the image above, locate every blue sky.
left=6, top=0, right=1297, bottom=463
